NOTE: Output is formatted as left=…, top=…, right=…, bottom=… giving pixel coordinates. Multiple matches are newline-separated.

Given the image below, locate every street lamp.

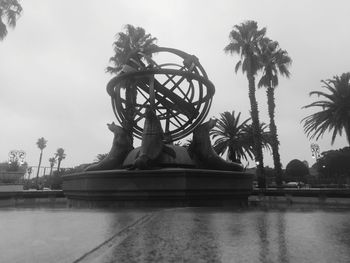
left=8, top=150, right=26, bottom=165
left=310, top=143, right=320, bottom=161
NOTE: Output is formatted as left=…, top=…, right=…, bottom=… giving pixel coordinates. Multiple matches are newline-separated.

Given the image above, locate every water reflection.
left=256, top=212, right=270, bottom=263
left=106, top=208, right=222, bottom=262
left=277, top=212, right=289, bottom=263
left=188, top=211, right=221, bottom=262
left=2, top=207, right=350, bottom=262
left=105, top=211, right=135, bottom=236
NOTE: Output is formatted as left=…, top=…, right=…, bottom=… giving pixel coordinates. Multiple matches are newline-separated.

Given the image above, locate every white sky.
left=0, top=0, right=349, bottom=170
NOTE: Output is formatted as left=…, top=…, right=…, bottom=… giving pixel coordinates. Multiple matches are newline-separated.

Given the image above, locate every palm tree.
left=48, top=157, right=56, bottom=189
left=224, top=20, right=267, bottom=184
left=106, top=24, right=158, bottom=74
left=258, top=39, right=292, bottom=185
left=55, top=148, right=66, bottom=172
left=211, top=111, right=272, bottom=163
left=26, top=166, right=32, bottom=180
left=0, top=0, right=22, bottom=40
left=242, top=121, right=273, bottom=155
left=302, top=73, right=350, bottom=145
left=211, top=111, right=251, bottom=162
left=36, top=137, right=47, bottom=189
left=49, top=157, right=56, bottom=176
left=106, top=25, right=158, bottom=139
left=95, top=153, right=108, bottom=162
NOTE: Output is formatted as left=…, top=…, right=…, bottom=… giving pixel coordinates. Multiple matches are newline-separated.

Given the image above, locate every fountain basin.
left=62, top=168, right=253, bottom=207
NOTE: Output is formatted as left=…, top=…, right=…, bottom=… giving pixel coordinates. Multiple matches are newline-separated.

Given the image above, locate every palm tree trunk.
left=125, top=81, right=137, bottom=144
left=36, top=150, right=43, bottom=189
left=228, top=146, right=240, bottom=163
left=57, top=160, right=61, bottom=173
left=345, top=123, right=350, bottom=146
left=247, top=72, right=265, bottom=187
left=266, top=86, right=283, bottom=185
left=49, top=166, right=53, bottom=189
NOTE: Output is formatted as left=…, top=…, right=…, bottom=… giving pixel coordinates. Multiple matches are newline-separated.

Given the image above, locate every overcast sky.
left=0, top=0, right=349, bottom=172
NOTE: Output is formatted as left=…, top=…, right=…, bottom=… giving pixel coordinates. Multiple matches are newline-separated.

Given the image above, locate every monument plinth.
left=63, top=47, right=253, bottom=207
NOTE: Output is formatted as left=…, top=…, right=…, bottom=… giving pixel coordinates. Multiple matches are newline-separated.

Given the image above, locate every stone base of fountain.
left=62, top=168, right=253, bottom=208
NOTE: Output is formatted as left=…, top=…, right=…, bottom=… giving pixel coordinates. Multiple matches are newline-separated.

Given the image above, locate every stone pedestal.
left=62, top=168, right=253, bottom=207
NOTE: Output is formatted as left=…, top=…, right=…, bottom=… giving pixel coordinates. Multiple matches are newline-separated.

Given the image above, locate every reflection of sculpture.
left=85, top=123, right=133, bottom=171
left=188, top=119, right=243, bottom=171
left=133, top=108, right=176, bottom=169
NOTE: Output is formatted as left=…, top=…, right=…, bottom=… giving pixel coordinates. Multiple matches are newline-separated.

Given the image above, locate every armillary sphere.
left=106, top=47, right=215, bottom=142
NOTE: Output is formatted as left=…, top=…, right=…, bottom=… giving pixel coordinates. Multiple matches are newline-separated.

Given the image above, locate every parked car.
left=268, top=182, right=277, bottom=188
left=284, top=182, right=299, bottom=188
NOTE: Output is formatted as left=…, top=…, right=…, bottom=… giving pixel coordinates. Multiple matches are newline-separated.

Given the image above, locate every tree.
left=224, top=20, right=267, bottom=186
left=95, top=153, right=108, bottom=162
left=316, top=147, right=350, bottom=185
left=6, top=159, right=19, bottom=171
left=285, top=159, right=309, bottom=183
left=48, top=156, right=56, bottom=184
left=106, top=24, right=158, bottom=74
left=212, top=111, right=251, bottom=163
left=0, top=0, right=22, bottom=40
left=26, top=166, right=32, bottom=180
left=302, top=73, right=350, bottom=145
left=36, top=137, right=47, bottom=189
left=49, top=157, right=56, bottom=175
left=106, top=25, right=158, bottom=140
left=50, top=170, right=64, bottom=190
left=242, top=121, right=273, bottom=154
left=55, top=148, right=66, bottom=172
left=258, top=38, right=292, bottom=185
left=211, top=111, right=272, bottom=163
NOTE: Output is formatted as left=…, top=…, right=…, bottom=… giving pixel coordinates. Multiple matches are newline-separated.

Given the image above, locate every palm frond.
left=234, top=60, right=242, bottom=73
left=302, top=73, right=350, bottom=145
left=107, top=24, right=158, bottom=72
left=225, top=20, right=267, bottom=76
left=36, top=137, right=48, bottom=150
left=258, top=39, right=291, bottom=89
left=0, top=18, right=7, bottom=40
left=0, top=0, right=22, bottom=40
left=212, top=110, right=270, bottom=162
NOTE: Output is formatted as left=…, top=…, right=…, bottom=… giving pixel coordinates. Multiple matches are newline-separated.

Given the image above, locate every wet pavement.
left=1, top=207, right=350, bottom=263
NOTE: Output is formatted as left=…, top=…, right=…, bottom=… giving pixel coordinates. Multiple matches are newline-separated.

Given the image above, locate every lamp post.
left=310, top=143, right=320, bottom=161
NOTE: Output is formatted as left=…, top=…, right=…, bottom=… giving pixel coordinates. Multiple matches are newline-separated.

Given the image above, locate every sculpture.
left=133, top=107, right=176, bottom=169
left=84, top=122, right=133, bottom=171
left=188, top=119, right=243, bottom=171
left=106, top=47, right=215, bottom=141
left=88, top=46, right=242, bottom=171
left=63, top=46, right=253, bottom=207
